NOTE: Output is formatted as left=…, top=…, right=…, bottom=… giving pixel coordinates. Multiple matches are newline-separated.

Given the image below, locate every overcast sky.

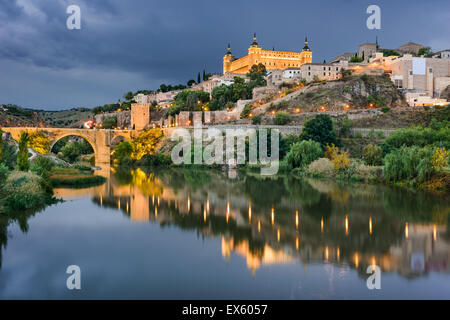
left=0, top=0, right=449, bottom=110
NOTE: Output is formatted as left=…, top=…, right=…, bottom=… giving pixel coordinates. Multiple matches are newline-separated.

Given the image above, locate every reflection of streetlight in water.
left=295, top=210, right=299, bottom=229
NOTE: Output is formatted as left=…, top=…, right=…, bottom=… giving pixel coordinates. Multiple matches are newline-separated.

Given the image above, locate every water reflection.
left=51, top=167, right=450, bottom=279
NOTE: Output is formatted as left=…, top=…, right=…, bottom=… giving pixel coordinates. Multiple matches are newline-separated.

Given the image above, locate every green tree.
left=417, top=47, right=432, bottom=57
left=102, top=116, right=117, bottom=129
left=197, top=72, right=201, bottom=84
left=274, top=112, right=291, bottom=125
left=285, top=140, right=323, bottom=168
left=247, top=63, right=267, bottom=87
left=113, top=141, right=133, bottom=165
left=301, top=114, right=338, bottom=148
left=124, top=91, right=134, bottom=101
left=187, top=79, right=196, bottom=87
left=17, top=131, right=30, bottom=171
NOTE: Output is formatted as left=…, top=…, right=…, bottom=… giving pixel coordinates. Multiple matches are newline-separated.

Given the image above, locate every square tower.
left=131, top=103, right=151, bottom=130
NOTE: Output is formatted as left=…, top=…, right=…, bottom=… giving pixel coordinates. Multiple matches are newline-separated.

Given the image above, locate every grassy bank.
left=49, top=167, right=106, bottom=187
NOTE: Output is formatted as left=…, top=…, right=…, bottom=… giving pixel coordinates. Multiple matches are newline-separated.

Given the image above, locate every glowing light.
left=295, top=210, right=299, bottom=229
left=248, top=202, right=252, bottom=223
left=187, top=195, right=191, bottom=212
left=118, top=199, right=121, bottom=210
left=226, top=201, right=230, bottom=223
left=369, top=217, right=373, bottom=235
left=433, top=225, right=437, bottom=241
left=206, top=198, right=210, bottom=213
left=157, top=197, right=160, bottom=206
left=354, top=253, right=359, bottom=268
left=371, top=256, right=376, bottom=268
left=295, top=108, right=300, bottom=113
left=271, top=207, right=275, bottom=225
left=204, top=208, right=207, bottom=223
left=337, top=247, right=340, bottom=261
left=258, top=220, right=261, bottom=233
left=126, top=201, right=129, bottom=213
left=321, top=217, right=324, bottom=232
left=155, top=205, right=158, bottom=217
left=405, top=222, right=409, bottom=239
left=277, top=228, right=280, bottom=242
left=325, top=246, right=329, bottom=261
left=100, top=195, right=103, bottom=207
left=296, top=237, right=299, bottom=250
left=345, top=215, right=349, bottom=235
left=152, top=195, right=154, bottom=205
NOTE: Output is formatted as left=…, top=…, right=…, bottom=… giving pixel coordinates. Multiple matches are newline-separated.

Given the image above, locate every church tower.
left=223, top=43, right=235, bottom=74
left=300, top=36, right=312, bottom=64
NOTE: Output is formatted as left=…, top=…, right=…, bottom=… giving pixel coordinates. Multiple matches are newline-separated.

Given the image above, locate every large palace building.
left=223, top=33, right=312, bottom=74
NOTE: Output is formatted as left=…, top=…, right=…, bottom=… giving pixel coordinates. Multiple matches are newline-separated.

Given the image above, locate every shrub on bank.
left=362, top=144, right=383, bottom=166
left=383, top=146, right=434, bottom=183
left=286, top=140, right=322, bottom=169
left=274, top=112, right=291, bottom=125
left=1, top=171, right=53, bottom=212
left=307, top=158, right=334, bottom=176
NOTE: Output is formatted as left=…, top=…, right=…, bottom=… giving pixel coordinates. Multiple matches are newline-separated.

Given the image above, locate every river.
left=0, top=167, right=449, bottom=299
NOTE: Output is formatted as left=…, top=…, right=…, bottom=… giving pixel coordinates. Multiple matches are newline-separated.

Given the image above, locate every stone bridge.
left=0, top=127, right=140, bottom=166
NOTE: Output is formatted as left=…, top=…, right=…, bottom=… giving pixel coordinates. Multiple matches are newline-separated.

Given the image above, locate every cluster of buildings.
left=125, top=34, right=450, bottom=130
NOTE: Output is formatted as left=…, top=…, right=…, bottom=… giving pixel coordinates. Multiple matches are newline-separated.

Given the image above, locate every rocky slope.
left=258, top=75, right=407, bottom=115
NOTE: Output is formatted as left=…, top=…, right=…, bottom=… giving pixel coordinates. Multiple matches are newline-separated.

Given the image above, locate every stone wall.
left=94, top=110, right=131, bottom=129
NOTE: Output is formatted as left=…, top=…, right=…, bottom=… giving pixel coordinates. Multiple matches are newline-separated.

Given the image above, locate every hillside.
left=0, top=104, right=93, bottom=128
left=0, top=104, right=46, bottom=127
left=37, top=108, right=92, bottom=128
left=259, top=75, right=407, bottom=115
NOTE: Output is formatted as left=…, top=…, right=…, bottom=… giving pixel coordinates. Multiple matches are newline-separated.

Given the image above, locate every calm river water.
left=0, top=167, right=449, bottom=299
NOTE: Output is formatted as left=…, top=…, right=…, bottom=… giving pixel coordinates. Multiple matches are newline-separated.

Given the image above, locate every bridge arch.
left=50, top=133, right=98, bottom=159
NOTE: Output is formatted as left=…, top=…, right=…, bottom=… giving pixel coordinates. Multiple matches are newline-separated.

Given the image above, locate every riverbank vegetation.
left=0, top=129, right=106, bottom=214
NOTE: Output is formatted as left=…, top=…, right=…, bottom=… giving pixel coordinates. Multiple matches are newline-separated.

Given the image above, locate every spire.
left=376, top=36, right=379, bottom=49
left=226, top=43, right=232, bottom=55
left=303, top=36, right=310, bottom=51
left=250, top=32, right=260, bottom=48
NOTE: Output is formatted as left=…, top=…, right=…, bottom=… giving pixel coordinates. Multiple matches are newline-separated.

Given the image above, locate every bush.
left=381, top=107, right=391, bottom=113
left=17, top=132, right=30, bottom=171
left=1, top=171, right=53, bottom=211
left=240, top=104, right=252, bottom=119
left=0, top=163, right=9, bottom=183
left=102, top=116, right=117, bottom=129
left=285, top=140, right=323, bottom=169
left=252, top=115, right=262, bottom=125
left=383, top=146, right=434, bottom=183
left=384, top=127, right=450, bottom=150
left=431, top=147, right=449, bottom=170
left=136, top=153, right=172, bottom=166
left=301, top=114, right=338, bottom=147
left=331, top=151, right=350, bottom=171
left=324, top=144, right=339, bottom=160
left=28, top=132, right=51, bottom=154
left=113, top=141, right=133, bottom=165
left=274, top=112, right=291, bottom=125
left=362, top=144, right=383, bottom=165
left=307, top=158, right=334, bottom=176
left=30, top=156, right=55, bottom=179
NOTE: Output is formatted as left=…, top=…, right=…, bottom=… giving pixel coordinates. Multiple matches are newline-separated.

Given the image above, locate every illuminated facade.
left=223, top=33, right=312, bottom=74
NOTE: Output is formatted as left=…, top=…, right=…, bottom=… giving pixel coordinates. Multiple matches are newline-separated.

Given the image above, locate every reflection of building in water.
left=78, top=168, right=450, bottom=279
left=221, top=236, right=293, bottom=275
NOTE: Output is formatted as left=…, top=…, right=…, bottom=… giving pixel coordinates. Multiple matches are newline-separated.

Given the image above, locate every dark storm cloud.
left=0, top=0, right=449, bottom=109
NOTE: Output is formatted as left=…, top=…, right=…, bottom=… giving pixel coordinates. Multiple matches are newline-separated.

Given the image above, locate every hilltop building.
left=223, top=34, right=312, bottom=74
